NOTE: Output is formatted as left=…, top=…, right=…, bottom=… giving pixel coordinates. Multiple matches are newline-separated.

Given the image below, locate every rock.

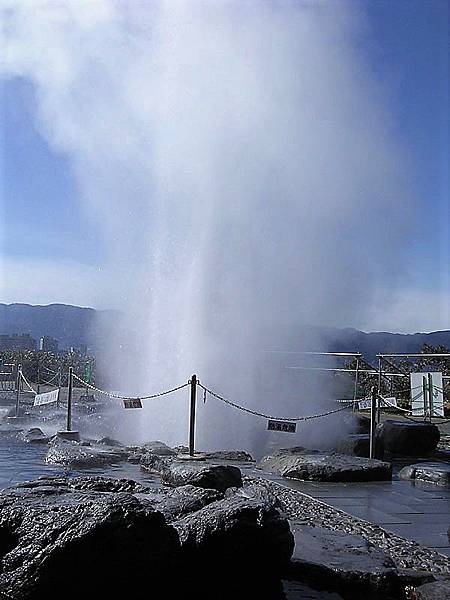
left=337, top=434, right=370, bottom=457
left=0, top=475, right=295, bottom=599
left=173, top=445, right=189, bottom=454
left=412, top=577, right=450, bottom=599
left=135, top=484, right=223, bottom=521
left=139, top=453, right=170, bottom=473
left=276, top=446, right=308, bottom=456
left=399, top=462, right=450, bottom=486
left=174, top=488, right=294, bottom=575
left=96, top=436, right=123, bottom=447
left=15, top=475, right=152, bottom=494
left=45, top=439, right=128, bottom=468
left=143, top=440, right=176, bottom=455
left=0, top=478, right=179, bottom=599
left=376, top=420, right=440, bottom=456
left=22, top=427, right=50, bottom=444
left=259, top=452, right=392, bottom=482
left=354, top=414, right=371, bottom=434
left=286, top=523, right=400, bottom=595
left=203, top=450, right=254, bottom=462
left=161, top=461, right=243, bottom=492
left=343, top=413, right=371, bottom=434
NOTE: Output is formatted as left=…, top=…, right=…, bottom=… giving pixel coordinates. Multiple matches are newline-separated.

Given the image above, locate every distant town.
left=0, top=333, right=89, bottom=356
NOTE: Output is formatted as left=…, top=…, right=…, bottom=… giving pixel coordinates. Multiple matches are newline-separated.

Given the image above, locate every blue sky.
left=0, top=0, right=448, bottom=332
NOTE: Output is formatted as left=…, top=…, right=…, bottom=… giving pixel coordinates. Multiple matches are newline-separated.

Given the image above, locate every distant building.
left=0, top=333, right=37, bottom=351
left=79, top=344, right=88, bottom=357
left=39, top=336, right=59, bottom=352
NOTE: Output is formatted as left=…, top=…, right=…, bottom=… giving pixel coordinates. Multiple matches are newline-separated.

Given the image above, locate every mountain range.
left=1, top=303, right=449, bottom=360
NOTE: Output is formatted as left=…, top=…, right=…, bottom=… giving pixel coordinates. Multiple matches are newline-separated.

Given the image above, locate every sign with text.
left=34, top=389, right=59, bottom=406
left=267, top=420, right=296, bottom=433
left=123, top=398, right=143, bottom=409
left=358, top=397, right=397, bottom=411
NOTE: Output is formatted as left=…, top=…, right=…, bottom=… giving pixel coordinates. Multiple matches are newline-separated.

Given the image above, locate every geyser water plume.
left=1, top=1, right=411, bottom=454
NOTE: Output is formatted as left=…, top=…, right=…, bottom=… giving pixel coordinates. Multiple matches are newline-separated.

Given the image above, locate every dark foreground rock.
left=399, top=462, right=450, bottom=486
left=161, top=461, right=243, bottom=492
left=175, top=483, right=294, bottom=575
left=0, top=476, right=293, bottom=599
left=286, top=523, right=401, bottom=596
left=45, top=438, right=128, bottom=468
left=259, top=451, right=392, bottom=482
left=376, top=420, right=440, bottom=456
left=0, top=478, right=178, bottom=599
left=135, top=484, right=223, bottom=521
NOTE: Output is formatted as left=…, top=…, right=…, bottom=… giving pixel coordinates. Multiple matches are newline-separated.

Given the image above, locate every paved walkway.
left=249, top=459, right=450, bottom=557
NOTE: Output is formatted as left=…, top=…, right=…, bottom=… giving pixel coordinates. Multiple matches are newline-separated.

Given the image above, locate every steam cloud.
left=2, top=1, right=411, bottom=454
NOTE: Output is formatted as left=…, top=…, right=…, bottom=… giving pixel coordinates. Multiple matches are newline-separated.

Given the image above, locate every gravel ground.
left=438, top=433, right=450, bottom=451
left=247, top=475, right=450, bottom=577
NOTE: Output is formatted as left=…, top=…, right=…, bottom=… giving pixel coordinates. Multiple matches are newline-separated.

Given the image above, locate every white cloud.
left=0, top=256, right=107, bottom=308
left=365, top=287, right=450, bottom=333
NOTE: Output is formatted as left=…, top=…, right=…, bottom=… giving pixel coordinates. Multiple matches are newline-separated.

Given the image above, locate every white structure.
left=410, top=372, right=444, bottom=417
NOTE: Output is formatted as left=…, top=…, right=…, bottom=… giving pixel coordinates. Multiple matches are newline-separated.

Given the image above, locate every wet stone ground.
left=249, top=476, right=450, bottom=576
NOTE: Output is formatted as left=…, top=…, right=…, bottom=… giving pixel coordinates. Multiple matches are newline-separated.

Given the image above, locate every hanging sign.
left=34, top=389, right=59, bottom=406
left=123, top=398, right=142, bottom=409
left=267, top=420, right=296, bottom=433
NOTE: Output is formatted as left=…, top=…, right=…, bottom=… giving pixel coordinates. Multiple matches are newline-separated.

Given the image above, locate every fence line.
left=197, top=382, right=357, bottom=422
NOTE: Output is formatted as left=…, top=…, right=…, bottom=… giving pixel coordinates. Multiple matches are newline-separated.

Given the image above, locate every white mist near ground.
left=2, top=1, right=411, bottom=455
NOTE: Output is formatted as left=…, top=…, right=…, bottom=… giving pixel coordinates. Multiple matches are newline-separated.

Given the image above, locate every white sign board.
left=358, top=397, right=397, bottom=411
left=34, top=388, right=59, bottom=406
left=410, top=372, right=444, bottom=417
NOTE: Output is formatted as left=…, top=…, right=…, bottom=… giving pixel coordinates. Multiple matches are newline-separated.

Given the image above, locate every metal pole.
left=422, top=375, right=428, bottom=420
left=15, top=364, right=21, bottom=417
left=66, top=367, right=73, bottom=431
left=57, top=366, right=62, bottom=408
left=352, top=357, right=359, bottom=412
left=428, top=372, right=433, bottom=422
left=37, top=360, right=40, bottom=395
left=377, top=357, right=382, bottom=424
left=189, top=374, right=197, bottom=457
left=369, top=386, right=377, bottom=459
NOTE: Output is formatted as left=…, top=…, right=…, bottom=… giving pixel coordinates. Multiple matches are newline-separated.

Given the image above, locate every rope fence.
left=72, top=372, right=189, bottom=401
left=197, top=382, right=358, bottom=422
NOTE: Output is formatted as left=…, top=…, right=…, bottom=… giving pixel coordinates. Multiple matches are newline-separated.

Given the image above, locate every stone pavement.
left=258, top=473, right=450, bottom=557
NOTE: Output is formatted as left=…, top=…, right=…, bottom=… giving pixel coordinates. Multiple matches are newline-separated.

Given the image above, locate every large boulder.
left=135, top=484, right=223, bottom=521
left=287, top=523, right=400, bottom=596
left=337, top=434, right=370, bottom=458
left=376, top=420, right=440, bottom=456
left=399, top=462, right=450, bottom=486
left=161, top=461, right=243, bottom=492
left=0, top=478, right=179, bottom=599
left=174, top=484, right=294, bottom=584
left=45, top=439, right=128, bottom=468
left=0, top=476, right=294, bottom=599
left=259, top=451, right=392, bottom=482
